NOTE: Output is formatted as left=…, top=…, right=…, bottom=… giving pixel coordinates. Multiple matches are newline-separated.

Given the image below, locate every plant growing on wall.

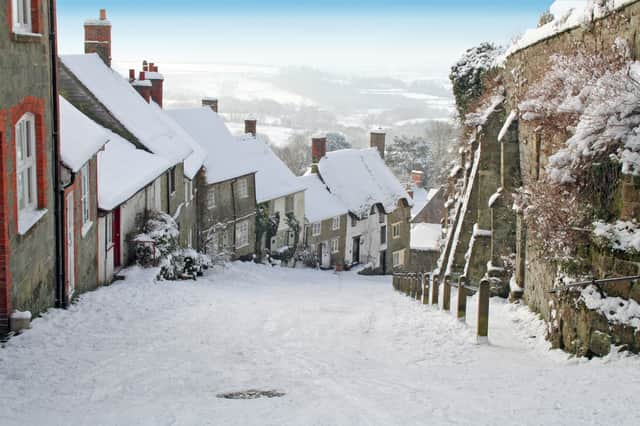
left=255, top=205, right=280, bottom=257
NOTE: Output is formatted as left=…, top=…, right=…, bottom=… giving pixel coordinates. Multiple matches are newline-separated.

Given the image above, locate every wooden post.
left=457, top=276, right=467, bottom=320
left=477, top=279, right=490, bottom=343
left=423, top=275, right=430, bottom=305
left=442, top=275, right=451, bottom=311
left=409, top=276, right=415, bottom=298
left=415, top=275, right=422, bottom=301
left=404, top=277, right=411, bottom=296
left=432, top=276, right=439, bottom=307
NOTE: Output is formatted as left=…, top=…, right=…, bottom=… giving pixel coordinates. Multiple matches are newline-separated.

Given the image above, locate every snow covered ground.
left=1, top=263, right=639, bottom=425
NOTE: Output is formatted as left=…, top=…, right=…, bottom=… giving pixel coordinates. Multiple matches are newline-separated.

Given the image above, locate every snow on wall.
left=593, top=220, right=640, bottom=253
left=580, top=285, right=640, bottom=329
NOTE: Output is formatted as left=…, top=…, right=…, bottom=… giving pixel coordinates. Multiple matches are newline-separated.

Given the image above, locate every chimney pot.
left=100, top=9, right=107, bottom=20
left=139, top=71, right=146, bottom=80
left=202, top=98, right=219, bottom=113
left=411, top=170, right=425, bottom=187
left=245, top=119, right=257, bottom=137
left=311, top=137, right=327, bottom=165
left=129, top=69, right=135, bottom=80
left=370, top=131, right=386, bottom=160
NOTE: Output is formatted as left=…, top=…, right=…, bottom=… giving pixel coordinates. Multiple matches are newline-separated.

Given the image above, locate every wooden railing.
left=392, top=272, right=491, bottom=341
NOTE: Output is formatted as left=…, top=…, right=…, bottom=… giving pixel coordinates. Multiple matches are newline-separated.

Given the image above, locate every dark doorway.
left=113, top=207, right=121, bottom=268
left=352, top=236, right=361, bottom=264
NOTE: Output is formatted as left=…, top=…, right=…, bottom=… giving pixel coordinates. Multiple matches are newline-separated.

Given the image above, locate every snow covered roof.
left=410, top=187, right=440, bottom=220
left=411, top=223, right=442, bottom=252
left=318, top=148, right=412, bottom=218
left=298, top=174, right=348, bottom=223
left=98, top=132, right=171, bottom=211
left=59, top=96, right=108, bottom=173
left=503, top=0, right=638, bottom=59
left=149, top=102, right=205, bottom=180
left=168, top=107, right=257, bottom=185
left=59, top=54, right=192, bottom=165
left=236, top=135, right=306, bottom=203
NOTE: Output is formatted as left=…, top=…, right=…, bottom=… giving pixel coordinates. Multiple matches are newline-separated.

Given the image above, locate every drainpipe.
left=49, top=0, right=66, bottom=308
left=230, top=179, right=238, bottom=254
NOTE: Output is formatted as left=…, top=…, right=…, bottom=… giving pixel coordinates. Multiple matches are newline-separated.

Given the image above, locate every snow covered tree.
left=449, top=42, right=503, bottom=118
left=326, top=132, right=351, bottom=152
left=386, top=136, right=434, bottom=187
left=272, top=133, right=312, bottom=176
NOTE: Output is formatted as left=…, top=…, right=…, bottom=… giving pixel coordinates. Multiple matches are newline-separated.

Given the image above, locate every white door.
left=321, top=243, right=331, bottom=268
left=105, top=213, right=114, bottom=283
left=66, top=193, right=75, bottom=299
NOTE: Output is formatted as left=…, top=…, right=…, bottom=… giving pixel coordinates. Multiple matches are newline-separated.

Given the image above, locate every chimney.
left=406, top=185, right=415, bottom=199
left=133, top=71, right=151, bottom=103
left=143, top=60, right=149, bottom=72
left=311, top=136, right=327, bottom=174
left=202, top=98, right=219, bottom=113
left=145, top=61, right=164, bottom=107
left=370, top=131, right=386, bottom=159
left=128, top=69, right=135, bottom=81
left=84, top=9, right=112, bottom=67
left=245, top=119, right=257, bottom=137
left=411, top=170, right=425, bottom=187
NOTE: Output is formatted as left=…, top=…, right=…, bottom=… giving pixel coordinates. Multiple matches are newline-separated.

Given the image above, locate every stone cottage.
left=297, top=171, right=348, bottom=269
left=315, top=133, right=412, bottom=274
left=0, top=0, right=62, bottom=332
left=59, top=96, right=108, bottom=302
left=169, top=105, right=258, bottom=261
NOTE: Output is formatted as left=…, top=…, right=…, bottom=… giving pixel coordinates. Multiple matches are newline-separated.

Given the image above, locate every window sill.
left=12, top=31, right=43, bottom=43
left=18, top=209, right=48, bottom=236
left=82, top=221, right=94, bottom=238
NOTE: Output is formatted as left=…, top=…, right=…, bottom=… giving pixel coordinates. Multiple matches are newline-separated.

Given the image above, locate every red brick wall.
left=0, top=109, right=11, bottom=332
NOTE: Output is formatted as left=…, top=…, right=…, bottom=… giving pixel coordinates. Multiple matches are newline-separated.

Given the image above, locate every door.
left=105, top=213, right=115, bottom=282
left=66, top=193, right=75, bottom=299
left=321, top=243, right=331, bottom=268
left=352, top=236, right=361, bottom=264
left=113, top=207, right=121, bottom=268
left=379, top=251, right=387, bottom=275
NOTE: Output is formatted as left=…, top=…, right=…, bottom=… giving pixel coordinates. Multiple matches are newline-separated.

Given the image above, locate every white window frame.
left=392, top=250, right=405, bottom=267
left=237, top=178, right=248, bottom=199
left=392, top=222, right=401, bottom=239
left=16, top=113, right=45, bottom=235
left=312, top=222, right=321, bottom=237
left=332, top=216, right=341, bottom=231
left=184, top=179, right=193, bottom=204
left=331, top=238, right=339, bottom=254
left=236, top=220, right=249, bottom=249
left=12, top=0, right=33, bottom=34
left=207, top=188, right=216, bottom=209
left=81, top=163, right=92, bottom=236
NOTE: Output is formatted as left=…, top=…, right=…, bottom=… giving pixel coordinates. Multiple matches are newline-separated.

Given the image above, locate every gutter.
left=49, top=0, right=66, bottom=308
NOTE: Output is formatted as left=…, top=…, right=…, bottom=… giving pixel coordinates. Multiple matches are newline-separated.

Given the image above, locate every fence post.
left=442, top=274, right=451, bottom=311
left=415, top=274, right=422, bottom=301
left=423, top=274, right=430, bottom=305
left=404, top=276, right=411, bottom=296
left=410, top=275, right=416, bottom=298
left=457, top=276, right=467, bottom=321
left=477, top=278, right=490, bottom=343
left=432, top=275, right=440, bottom=307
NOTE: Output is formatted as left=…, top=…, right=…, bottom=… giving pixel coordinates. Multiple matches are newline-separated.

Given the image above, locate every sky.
left=56, top=0, right=557, bottom=78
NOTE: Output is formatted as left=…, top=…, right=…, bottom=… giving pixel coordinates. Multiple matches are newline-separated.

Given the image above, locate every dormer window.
left=12, top=0, right=32, bottom=34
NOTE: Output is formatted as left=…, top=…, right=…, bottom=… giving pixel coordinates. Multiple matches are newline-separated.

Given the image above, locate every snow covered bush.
left=133, top=211, right=210, bottom=281
left=449, top=42, right=504, bottom=118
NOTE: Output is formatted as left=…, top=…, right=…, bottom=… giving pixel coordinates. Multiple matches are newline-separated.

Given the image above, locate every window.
left=378, top=206, right=385, bottom=224
left=237, top=178, right=248, bottom=199
left=236, top=220, right=249, bottom=248
left=330, top=238, right=339, bottom=254
left=184, top=179, right=193, bottom=203
left=393, top=250, right=405, bottom=267
left=312, top=222, right=321, bottom=237
left=351, top=215, right=357, bottom=227
left=168, top=167, right=176, bottom=195
left=81, top=163, right=91, bottom=230
left=392, top=222, right=401, bottom=239
left=106, top=213, right=113, bottom=247
left=16, top=113, right=41, bottom=232
left=380, top=225, right=387, bottom=245
left=12, top=0, right=32, bottom=34
left=285, top=194, right=294, bottom=213
left=207, top=188, right=216, bottom=209
left=332, top=216, right=341, bottom=231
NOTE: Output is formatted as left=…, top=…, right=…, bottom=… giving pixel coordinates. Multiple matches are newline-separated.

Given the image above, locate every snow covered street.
left=1, top=263, right=639, bottom=425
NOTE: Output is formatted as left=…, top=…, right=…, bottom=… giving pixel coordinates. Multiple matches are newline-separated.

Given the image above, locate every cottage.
left=169, top=105, right=258, bottom=260
left=315, top=134, right=412, bottom=274
left=236, top=121, right=306, bottom=261
left=297, top=173, right=348, bottom=269
left=0, top=0, right=61, bottom=332
left=59, top=97, right=108, bottom=301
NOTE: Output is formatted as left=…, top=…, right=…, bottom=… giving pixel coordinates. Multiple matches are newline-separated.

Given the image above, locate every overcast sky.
left=57, top=0, right=555, bottom=77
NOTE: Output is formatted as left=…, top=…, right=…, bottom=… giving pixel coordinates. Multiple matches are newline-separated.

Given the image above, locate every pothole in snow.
left=216, top=389, right=286, bottom=400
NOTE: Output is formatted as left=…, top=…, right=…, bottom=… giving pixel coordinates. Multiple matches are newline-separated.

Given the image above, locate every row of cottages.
left=300, top=135, right=413, bottom=273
